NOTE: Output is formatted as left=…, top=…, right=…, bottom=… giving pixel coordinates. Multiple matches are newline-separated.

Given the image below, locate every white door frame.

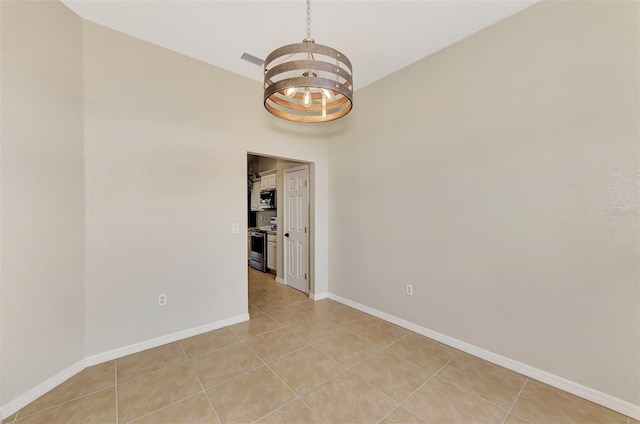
left=283, top=164, right=310, bottom=293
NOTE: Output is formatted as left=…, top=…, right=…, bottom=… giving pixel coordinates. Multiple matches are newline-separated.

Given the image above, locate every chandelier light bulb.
left=284, top=87, right=297, bottom=97
left=303, top=88, right=312, bottom=108
left=322, top=96, right=327, bottom=121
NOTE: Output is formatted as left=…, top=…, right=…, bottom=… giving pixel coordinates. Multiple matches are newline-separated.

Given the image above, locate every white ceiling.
left=62, top=0, right=537, bottom=91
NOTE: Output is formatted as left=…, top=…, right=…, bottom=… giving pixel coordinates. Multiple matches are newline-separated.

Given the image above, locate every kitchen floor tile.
left=18, top=361, right=115, bottom=419
left=229, top=314, right=282, bottom=340
left=255, top=399, right=323, bottom=424
left=287, top=316, right=346, bottom=344
left=297, top=298, right=343, bottom=312
left=117, top=362, right=201, bottom=423
left=16, top=388, right=116, bottom=424
left=386, top=333, right=459, bottom=373
left=190, top=342, right=263, bottom=388
left=265, top=305, right=315, bottom=325
left=2, top=412, right=18, bottom=423
left=281, top=288, right=310, bottom=305
left=206, top=366, right=295, bottom=424
left=313, top=332, right=380, bottom=368
left=312, top=303, right=372, bottom=326
left=350, top=350, right=431, bottom=402
left=270, top=346, right=345, bottom=395
left=179, top=328, right=241, bottom=359
left=129, top=393, right=220, bottom=424
left=116, top=342, right=186, bottom=382
left=303, top=371, right=398, bottom=424
left=340, top=317, right=410, bottom=348
left=436, top=352, right=527, bottom=409
left=403, top=376, right=507, bottom=424
left=511, top=380, right=628, bottom=424
left=244, top=327, right=309, bottom=363
left=504, top=413, right=533, bottom=424
left=380, top=406, right=428, bottom=424
left=252, top=294, right=295, bottom=311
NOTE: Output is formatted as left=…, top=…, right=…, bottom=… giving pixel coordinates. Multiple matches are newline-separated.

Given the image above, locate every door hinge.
left=305, top=273, right=307, bottom=280
left=305, top=180, right=307, bottom=187
left=305, top=227, right=307, bottom=233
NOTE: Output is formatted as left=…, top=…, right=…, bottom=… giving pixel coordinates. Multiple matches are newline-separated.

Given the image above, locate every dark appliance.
left=260, top=189, right=276, bottom=210
left=247, top=192, right=256, bottom=227
left=249, top=230, right=267, bottom=272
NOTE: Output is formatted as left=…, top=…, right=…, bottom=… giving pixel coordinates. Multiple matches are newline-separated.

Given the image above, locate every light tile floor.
left=4, top=268, right=637, bottom=424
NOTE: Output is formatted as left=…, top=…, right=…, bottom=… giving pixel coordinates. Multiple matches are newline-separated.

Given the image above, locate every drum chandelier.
left=263, top=0, right=353, bottom=123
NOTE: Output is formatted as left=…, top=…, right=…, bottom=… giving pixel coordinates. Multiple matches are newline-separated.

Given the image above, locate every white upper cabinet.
left=261, top=170, right=276, bottom=190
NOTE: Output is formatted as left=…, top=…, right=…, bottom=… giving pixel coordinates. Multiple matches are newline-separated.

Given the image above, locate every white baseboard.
left=310, top=292, right=327, bottom=301
left=86, top=313, right=249, bottom=366
left=275, top=277, right=284, bottom=284
left=328, top=293, right=640, bottom=421
left=1, top=313, right=249, bottom=420
left=1, top=358, right=86, bottom=419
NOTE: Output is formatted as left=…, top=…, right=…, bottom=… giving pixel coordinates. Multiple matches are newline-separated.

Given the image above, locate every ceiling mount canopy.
left=263, top=0, right=353, bottom=123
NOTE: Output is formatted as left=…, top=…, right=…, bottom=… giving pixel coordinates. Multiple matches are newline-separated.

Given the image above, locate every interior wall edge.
left=328, top=292, right=640, bottom=420
left=0, top=358, right=86, bottom=420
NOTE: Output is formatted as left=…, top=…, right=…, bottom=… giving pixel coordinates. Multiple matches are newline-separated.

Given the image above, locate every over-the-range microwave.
left=259, top=189, right=276, bottom=210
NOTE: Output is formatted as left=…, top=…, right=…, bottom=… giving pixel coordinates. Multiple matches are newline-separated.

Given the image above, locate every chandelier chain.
left=306, top=0, right=311, bottom=39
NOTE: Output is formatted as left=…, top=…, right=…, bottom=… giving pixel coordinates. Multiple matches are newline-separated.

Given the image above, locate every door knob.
left=284, top=233, right=290, bottom=237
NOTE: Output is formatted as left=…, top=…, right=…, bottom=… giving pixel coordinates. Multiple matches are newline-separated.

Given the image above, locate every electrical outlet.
left=232, top=223, right=239, bottom=234
left=406, top=284, right=413, bottom=296
left=158, top=293, right=167, bottom=306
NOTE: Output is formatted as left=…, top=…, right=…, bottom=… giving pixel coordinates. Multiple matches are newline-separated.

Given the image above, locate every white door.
left=284, top=166, right=309, bottom=294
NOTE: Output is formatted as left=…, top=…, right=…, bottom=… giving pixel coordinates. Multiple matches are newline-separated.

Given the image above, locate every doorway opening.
left=246, top=153, right=314, bottom=312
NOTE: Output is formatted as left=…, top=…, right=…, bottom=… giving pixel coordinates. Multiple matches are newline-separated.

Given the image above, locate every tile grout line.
left=499, top=378, right=530, bottom=424
left=398, top=351, right=461, bottom=416
left=427, top=373, right=513, bottom=418
left=241, top=338, right=327, bottom=424
left=125, top=393, right=206, bottom=424
left=185, top=338, right=245, bottom=361
left=119, top=344, right=220, bottom=423
left=12, top=384, right=116, bottom=421
left=178, top=342, right=224, bottom=424
left=432, top=350, right=462, bottom=376
left=252, top=341, right=311, bottom=365
left=376, top=405, right=405, bottom=424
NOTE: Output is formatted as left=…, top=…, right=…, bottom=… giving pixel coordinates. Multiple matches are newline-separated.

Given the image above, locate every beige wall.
left=329, top=0, right=639, bottom=405
left=0, top=0, right=85, bottom=405
left=82, top=21, right=330, bottom=356
left=0, top=1, right=331, bottom=411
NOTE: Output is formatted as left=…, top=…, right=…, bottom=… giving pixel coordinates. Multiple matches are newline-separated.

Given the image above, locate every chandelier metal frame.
left=263, top=0, right=353, bottom=123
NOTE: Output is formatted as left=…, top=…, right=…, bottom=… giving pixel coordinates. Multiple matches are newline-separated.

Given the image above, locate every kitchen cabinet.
left=250, top=179, right=262, bottom=211
left=267, top=233, right=277, bottom=271
left=261, top=170, right=276, bottom=190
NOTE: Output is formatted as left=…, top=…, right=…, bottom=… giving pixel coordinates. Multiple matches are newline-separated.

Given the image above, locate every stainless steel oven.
left=249, top=230, right=267, bottom=272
